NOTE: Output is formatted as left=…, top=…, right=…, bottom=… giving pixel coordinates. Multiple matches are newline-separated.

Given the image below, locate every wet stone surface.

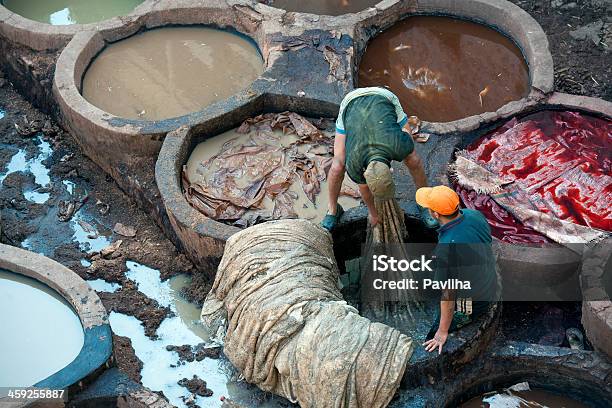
left=0, top=75, right=229, bottom=406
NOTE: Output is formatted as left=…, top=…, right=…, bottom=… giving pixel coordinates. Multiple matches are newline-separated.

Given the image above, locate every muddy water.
left=2, top=0, right=143, bottom=25
left=461, top=388, right=588, bottom=407
left=358, top=16, right=529, bottom=122
left=82, top=27, right=264, bottom=120
left=186, top=128, right=360, bottom=223
left=0, top=269, right=84, bottom=387
left=109, top=260, right=290, bottom=408
left=125, top=261, right=210, bottom=340
left=261, top=0, right=379, bottom=15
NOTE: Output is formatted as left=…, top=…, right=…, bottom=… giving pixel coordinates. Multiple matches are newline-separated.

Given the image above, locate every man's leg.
left=404, top=151, right=439, bottom=228
left=403, top=151, right=428, bottom=189
left=327, top=133, right=346, bottom=215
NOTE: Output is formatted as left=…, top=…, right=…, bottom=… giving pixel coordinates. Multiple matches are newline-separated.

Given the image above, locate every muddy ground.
left=509, top=0, right=611, bottom=100
left=0, top=72, right=211, bottom=388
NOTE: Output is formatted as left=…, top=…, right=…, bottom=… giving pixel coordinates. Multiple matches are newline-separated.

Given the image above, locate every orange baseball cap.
left=415, top=186, right=460, bottom=215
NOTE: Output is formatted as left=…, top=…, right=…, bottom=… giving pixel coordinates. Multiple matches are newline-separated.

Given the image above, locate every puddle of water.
left=112, top=261, right=290, bottom=408
left=125, top=261, right=209, bottom=341
left=29, top=138, right=52, bottom=187
left=24, top=190, right=51, bottom=204
left=0, top=109, right=5, bottom=120
left=0, top=150, right=27, bottom=185
left=0, top=269, right=84, bottom=387
left=0, top=136, right=52, bottom=204
left=87, top=279, right=121, bottom=293
left=80, top=259, right=92, bottom=268
left=70, top=211, right=112, bottom=254
left=63, top=180, right=76, bottom=195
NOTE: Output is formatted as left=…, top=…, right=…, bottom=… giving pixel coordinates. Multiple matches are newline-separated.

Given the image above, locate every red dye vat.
left=457, top=111, right=611, bottom=243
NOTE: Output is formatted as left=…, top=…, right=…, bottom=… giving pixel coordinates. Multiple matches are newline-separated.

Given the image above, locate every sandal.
left=320, top=204, right=345, bottom=231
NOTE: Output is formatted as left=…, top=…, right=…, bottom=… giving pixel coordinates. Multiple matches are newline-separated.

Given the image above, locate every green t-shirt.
left=433, top=209, right=497, bottom=302
left=342, top=94, right=415, bottom=184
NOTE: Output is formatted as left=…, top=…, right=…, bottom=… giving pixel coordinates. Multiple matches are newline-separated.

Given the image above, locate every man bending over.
left=321, top=87, right=437, bottom=230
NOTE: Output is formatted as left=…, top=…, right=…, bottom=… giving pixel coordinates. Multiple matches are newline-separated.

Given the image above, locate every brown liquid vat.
left=81, top=26, right=264, bottom=121
left=52, top=2, right=274, bottom=180
left=185, top=126, right=360, bottom=225
left=352, top=0, right=555, bottom=135
left=358, top=16, right=530, bottom=123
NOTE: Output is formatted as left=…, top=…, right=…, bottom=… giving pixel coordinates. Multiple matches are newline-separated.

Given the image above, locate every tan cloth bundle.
left=201, top=219, right=414, bottom=408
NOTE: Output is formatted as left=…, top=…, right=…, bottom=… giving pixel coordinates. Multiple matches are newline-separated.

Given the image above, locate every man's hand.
left=423, top=330, right=448, bottom=354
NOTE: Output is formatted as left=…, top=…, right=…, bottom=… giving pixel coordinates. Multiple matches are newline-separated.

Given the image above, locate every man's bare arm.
left=327, top=132, right=346, bottom=215
left=424, top=289, right=455, bottom=354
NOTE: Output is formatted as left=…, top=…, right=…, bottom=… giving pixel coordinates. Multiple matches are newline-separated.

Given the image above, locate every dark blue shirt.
left=438, top=209, right=492, bottom=244
left=433, top=209, right=497, bottom=302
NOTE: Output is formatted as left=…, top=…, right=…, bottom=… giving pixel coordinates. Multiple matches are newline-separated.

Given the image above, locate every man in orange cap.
left=416, top=185, right=497, bottom=354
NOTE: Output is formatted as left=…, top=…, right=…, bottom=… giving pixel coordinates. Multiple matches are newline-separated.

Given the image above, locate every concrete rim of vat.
left=402, top=300, right=501, bottom=389
left=429, top=340, right=612, bottom=407
left=352, top=0, right=555, bottom=135
left=0, top=0, right=155, bottom=51
left=255, top=0, right=383, bottom=18
left=580, top=236, right=612, bottom=360
left=52, top=2, right=296, bottom=177
left=0, top=243, right=112, bottom=395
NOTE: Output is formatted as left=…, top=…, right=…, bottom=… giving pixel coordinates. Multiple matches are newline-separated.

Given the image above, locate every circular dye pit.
left=358, top=16, right=530, bottom=123
left=455, top=110, right=611, bottom=244
left=2, top=0, right=143, bottom=25
left=185, top=122, right=361, bottom=226
left=81, top=26, right=264, bottom=121
left=260, top=0, right=379, bottom=16
left=0, top=268, right=84, bottom=387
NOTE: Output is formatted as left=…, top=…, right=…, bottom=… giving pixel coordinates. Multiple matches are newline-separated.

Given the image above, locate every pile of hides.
left=201, top=219, right=414, bottom=408
left=452, top=111, right=611, bottom=245
left=183, top=112, right=359, bottom=227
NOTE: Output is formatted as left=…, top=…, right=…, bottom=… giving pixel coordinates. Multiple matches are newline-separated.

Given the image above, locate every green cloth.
left=432, top=209, right=497, bottom=303
left=343, top=95, right=415, bottom=185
